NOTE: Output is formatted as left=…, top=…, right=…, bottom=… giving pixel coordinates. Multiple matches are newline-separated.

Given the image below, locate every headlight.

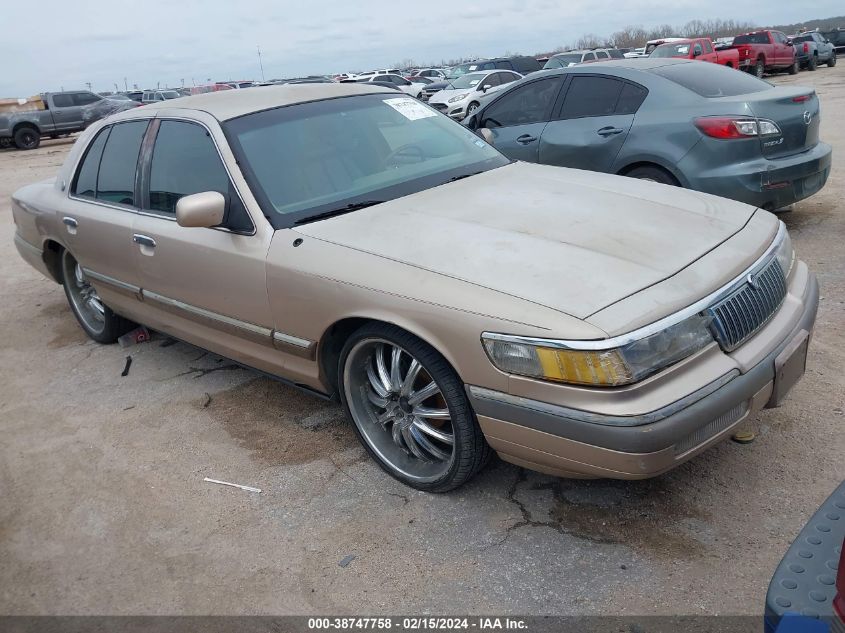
left=448, top=93, right=468, bottom=103
left=482, top=315, right=714, bottom=387
left=773, top=223, right=794, bottom=277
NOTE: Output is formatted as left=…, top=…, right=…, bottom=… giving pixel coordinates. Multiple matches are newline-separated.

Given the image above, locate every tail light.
left=835, top=536, right=845, bottom=620
left=792, top=94, right=811, bottom=103
left=694, top=116, right=781, bottom=139
left=803, top=42, right=809, bottom=53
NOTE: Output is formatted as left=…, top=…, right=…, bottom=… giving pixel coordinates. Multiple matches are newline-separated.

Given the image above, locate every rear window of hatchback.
left=649, top=62, right=773, bottom=98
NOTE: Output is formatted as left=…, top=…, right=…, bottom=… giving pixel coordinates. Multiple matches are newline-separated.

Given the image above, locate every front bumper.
left=428, top=101, right=465, bottom=119
left=682, top=141, right=832, bottom=210
left=467, top=270, right=819, bottom=479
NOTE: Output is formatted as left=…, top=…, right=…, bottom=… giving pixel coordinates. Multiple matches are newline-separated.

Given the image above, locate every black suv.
left=420, top=56, right=542, bottom=101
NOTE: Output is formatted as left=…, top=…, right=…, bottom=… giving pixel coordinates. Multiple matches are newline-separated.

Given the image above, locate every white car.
left=354, top=74, right=427, bottom=98
left=426, top=70, right=522, bottom=119
left=413, top=68, right=448, bottom=80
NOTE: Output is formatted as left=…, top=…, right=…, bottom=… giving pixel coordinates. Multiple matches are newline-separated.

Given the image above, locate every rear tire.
left=624, top=165, right=679, bottom=186
left=807, top=55, right=817, bottom=71
left=338, top=322, right=491, bottom=492
left=754, top=58, right=765, bottom=78
left=828, top=52, right=837, bottom=67
left=788, top=60, right=799, bottom=75
left=60, top=250, right=135, bottom=344
left=13, top=126, right=40, bottom=150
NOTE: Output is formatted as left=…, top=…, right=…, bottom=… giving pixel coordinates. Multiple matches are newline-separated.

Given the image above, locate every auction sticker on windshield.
left=383, top=98, right=437, bottom=121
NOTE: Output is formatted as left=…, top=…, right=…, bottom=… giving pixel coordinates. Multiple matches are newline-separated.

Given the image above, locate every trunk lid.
left=746, top=87, right=820, bottom=159
left=293, top=163, right=756, bottom=320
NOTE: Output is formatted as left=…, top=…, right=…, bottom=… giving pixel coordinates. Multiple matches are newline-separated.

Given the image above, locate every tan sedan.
left=11, top=84, right=818, bottom=491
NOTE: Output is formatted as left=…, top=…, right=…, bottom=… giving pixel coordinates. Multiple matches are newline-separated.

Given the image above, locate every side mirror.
left=479, top=128, right=494, bottom=145
left=693, top=49, right=701, bottom=57
left=176, top=191, right=226, bottom=228
left=481, top=84, right=492, bottom=92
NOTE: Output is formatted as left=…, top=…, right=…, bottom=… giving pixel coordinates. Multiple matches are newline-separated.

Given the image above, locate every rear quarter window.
left=650, top=62, right=773, bottom=98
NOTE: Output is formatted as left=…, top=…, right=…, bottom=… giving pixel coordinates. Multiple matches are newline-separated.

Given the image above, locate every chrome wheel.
left=343, top=338, right=455, bottom=482
left=467, top=102, right=479, bottom=115
left=62, top=251, right=106, bottom=334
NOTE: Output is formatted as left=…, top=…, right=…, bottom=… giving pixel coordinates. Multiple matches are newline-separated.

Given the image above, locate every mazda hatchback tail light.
left=694, top=116, right=781, bottom=139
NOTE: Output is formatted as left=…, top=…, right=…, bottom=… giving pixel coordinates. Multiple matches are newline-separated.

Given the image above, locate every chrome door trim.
left=272, top=331, right=316, bottom=359
left=82, top=267, right=142, bottom=299
left=141, top=289, right=274, bottom=345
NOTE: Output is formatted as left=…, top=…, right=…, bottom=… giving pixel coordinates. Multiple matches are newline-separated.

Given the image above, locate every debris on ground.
left=203, top=393, right=212, bottom=408
left=120, top=356, right=132, bottom=377
left=203, top=477, right=261, bottom=493
left=338, top=554, right=356, bottom=568
left=731, top=430, right=756, bottom=444
left=118, top=326, right=151, bottom=348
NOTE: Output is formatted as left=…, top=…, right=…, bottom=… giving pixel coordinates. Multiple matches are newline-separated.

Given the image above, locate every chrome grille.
left=706, top=257, right=787, bottom=351
left=674, top=402, right=748, bottom=456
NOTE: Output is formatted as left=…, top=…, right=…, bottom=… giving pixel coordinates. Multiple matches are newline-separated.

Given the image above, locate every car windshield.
left=651, top=43, right=691, bottom=57
left=224, top=94, right=508, bottom=227
left=448, top=63, right=480, bottom=78
left=650, top=62, right=773, bottom=97
left=544, top=54, right=581, bottom=68
left=450, top=73, right=485, bottom=89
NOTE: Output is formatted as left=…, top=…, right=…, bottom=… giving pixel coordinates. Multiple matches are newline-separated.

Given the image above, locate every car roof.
left=130, top=82, right=395, bottom=121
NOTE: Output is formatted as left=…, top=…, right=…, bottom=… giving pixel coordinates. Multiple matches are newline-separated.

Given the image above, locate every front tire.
left=467, top=101, right=480, bottom=116
left=13, top=126, right=40, bottom=150
left=338, top=323, right=490, bottom=492
left=788, top=60, right=799, bottom=75
left=61, top=250, right=135, bottom=343
left=828, top=52, right=837, bottom=67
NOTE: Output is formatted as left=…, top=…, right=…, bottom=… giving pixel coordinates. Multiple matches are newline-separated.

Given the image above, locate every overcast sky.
left=1, top=0, right=840, bottom=95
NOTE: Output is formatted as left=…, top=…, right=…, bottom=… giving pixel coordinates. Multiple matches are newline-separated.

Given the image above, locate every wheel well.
left=617, top=161, right=681, bottom=185
left=318, top=317, right=377, bottom=398
left=42, top=240, right=64, bottom=284
left=725, top=61, right=733, bottom=68
left=13, top=122, right=40, bottom=136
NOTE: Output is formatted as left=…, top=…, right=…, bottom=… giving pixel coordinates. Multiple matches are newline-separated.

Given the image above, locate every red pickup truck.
left=729, top=30, right=798, bottom=77
left=649, top=38, right=740, bottom=67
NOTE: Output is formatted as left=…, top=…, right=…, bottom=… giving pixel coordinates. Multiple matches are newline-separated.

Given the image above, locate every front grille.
left=674, top=401, right=748, bottom=456
left=706, top=257, right=787, bottom=351
left=430, top=103, right=447, bottom=112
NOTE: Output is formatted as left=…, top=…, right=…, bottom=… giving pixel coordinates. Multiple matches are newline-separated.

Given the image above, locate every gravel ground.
left=1, top=65, right=843, bottom=617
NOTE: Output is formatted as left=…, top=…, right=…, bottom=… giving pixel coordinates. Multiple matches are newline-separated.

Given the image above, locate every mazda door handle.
left=132, top=234, right=156, bottom=248
left=516, top=134, right=537, bottom=145
left=597, top=126, right=624, bottom=137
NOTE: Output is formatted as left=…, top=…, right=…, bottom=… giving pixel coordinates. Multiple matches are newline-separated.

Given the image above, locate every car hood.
left=427, top=88, right=470, bottom=103
left=293, top=162, right=757, bottom=321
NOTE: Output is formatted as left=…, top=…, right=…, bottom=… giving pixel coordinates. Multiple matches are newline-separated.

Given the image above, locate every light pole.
left=257, top=45, right=265, bottom=81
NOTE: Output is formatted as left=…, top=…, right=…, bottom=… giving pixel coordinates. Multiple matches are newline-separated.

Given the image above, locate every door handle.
left=516, top=134, right=537, bottom=145
left=597, top=126, right=624, bottom=137
left=62, top=216, right=78, bottom=235
left=132, top=234, right=156, bottom=248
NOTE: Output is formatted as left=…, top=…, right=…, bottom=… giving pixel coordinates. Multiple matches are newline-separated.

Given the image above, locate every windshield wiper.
left=447, top=171, right=484, bottom=184
left=294, top=200, right=384, bottom=225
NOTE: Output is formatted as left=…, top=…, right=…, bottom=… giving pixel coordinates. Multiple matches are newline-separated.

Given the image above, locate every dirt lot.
left=1, top=66, right=843, bottom=617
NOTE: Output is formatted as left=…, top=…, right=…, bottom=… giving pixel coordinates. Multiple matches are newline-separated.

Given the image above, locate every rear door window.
left=650, top=62, right=773, bottom=97
left=147, top=120, right=252, bottom=231
left=615, top=82, right=649, bottom=114
left=74, top=92, right=101, bottom=106
left=52, top=94, right=74, bottom=108
left=73, top=127, right=111, bottom=199
left=96, top=120, right=148, bottom=206
left=559, top=76, right=623, bottom=118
